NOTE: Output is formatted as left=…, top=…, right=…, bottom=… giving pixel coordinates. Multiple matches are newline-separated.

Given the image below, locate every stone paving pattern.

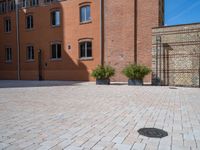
left=0, top=81, right=200, bottom=150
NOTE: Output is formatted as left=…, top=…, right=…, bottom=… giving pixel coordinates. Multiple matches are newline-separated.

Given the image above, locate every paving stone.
left=114, top=143, right=132, bottom=150
left=0, top=81, right=200, bottom=150
left=131, top=142, right=146, bottom=150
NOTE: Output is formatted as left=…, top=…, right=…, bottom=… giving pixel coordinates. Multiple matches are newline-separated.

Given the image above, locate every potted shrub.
left=122, top=64, right=151, bottom=85
left=91, top=65, right=115, bottom=85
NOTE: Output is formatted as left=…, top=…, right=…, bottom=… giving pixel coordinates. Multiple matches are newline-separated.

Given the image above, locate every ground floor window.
left=6, top=48, right=12, bottom=62
left=27, top=46, right=34, bottom=60
left=51, top=43, right=61, bottom=59
left=79, top=41, right=92, bottom=58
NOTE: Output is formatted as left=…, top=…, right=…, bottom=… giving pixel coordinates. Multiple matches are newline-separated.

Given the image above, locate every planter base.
left=128, top=79, right=143, bottom=86
left=96, top=79, right=110, bottom=85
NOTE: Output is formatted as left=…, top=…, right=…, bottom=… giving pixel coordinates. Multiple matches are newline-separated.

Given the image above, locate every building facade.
left=0, top=0, right=164, bottom=81
left=152, top=23, right=200, bottom=87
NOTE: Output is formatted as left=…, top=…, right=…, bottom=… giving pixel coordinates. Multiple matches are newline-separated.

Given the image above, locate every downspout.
left=134, top=0, right=138, bottom=64
left=100, top=0, right=104, bottom=65
left=15, top=0, right=20, bottom=80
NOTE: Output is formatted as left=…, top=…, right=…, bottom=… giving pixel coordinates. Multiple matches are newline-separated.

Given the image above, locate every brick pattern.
left=0, top=0, right=101, bottom=81
left=0, top=81, right=200, bottom=150
left=104, top=0, right=161, bottom=82
left=152, top=24, right=200, bottom=87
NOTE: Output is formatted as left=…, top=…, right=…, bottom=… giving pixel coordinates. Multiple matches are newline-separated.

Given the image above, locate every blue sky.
left=165, top=0, right=200, bottom=26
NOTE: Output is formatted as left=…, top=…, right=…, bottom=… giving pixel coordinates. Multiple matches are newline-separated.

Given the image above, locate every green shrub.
left=122, top=64, right=151, bottom=80
left=91, top=65, right=115, bottom=80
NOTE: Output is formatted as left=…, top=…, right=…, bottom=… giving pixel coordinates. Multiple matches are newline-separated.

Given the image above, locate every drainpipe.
left=100, top=0, right=104, bottom=65
left=134, top=0, right=138, bottom=64
left=15, top=0, right=20, bottom=80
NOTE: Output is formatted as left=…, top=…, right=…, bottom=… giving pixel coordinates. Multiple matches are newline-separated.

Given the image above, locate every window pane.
left=27, top=46, right=31, bottom=59
left=51, top=12, right=55, bottom=25
left=87, top=42, right=92, bottom=57
left=30, top=16, right=33, bottom=28
left=31, top=47, right=34, bottom=59
left=86, top=6, right=90, bottom=21
left=6, top=48, right=12, bottom=61
left=52, top=44, right=56, bottom=58
left=6, top=49, right=9, bottom=60
left=80, top=42, right=85, bottom=58
left=5, top=19, right=11, bottom=32
left=51, top=11, right=60, bottom=26
left=26, top=16, right=30, bottom=28
left=57, top=44, right=61, bottom=58
left=80, top=7, right=85, bottom=22
left=10, top=49, right=12, bottom=60
left=27, top=46, right=34, bottom=60
left=32, top=0, right=38, bottom=6
left=55, top=11, right=60, bottom=26
left=9, top=20, right=11, bottom=31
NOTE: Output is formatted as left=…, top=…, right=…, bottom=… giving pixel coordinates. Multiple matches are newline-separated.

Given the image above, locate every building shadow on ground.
left=0, top=80, right=89, bottom=88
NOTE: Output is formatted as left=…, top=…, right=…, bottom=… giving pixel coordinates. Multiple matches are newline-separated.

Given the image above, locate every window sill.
left=80, top=20, right=92, bottom=25
left=50, top=58, right=62, bottom=61
left=26, top=28, right=34, bottom=32
left=5, top=61, right=12, bottom=64
left=26, top=59, right=35, bottom=62
left=79, top=57, right=93, bottom=61
left=51, top=25, right=61, bottom=28
left=4, top=31, right=12, bottom=34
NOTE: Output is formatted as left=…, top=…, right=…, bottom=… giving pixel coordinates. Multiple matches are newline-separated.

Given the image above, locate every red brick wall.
left=0, top=0, right=101, bottom=81
left=104, top=0, right=135, bottom=81
left=0, top=0, right=162, bottom=82
left=104, top=0, right=161, bottom=82
left=137, top=0, right=160, bottom=82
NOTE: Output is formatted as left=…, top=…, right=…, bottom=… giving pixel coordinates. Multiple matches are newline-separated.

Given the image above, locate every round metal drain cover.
left=138, top=128, right=168, bottom=138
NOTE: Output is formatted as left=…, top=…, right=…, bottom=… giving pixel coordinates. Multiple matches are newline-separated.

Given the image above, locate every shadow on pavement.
left=0, top=80, right=88, bottom=88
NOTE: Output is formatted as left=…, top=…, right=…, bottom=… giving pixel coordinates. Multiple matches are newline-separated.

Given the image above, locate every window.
left=27, top=46, right=34, bottom=60
left=6, top=48, right=12, bottom=62
left=4, top=18, right=11, bottom=32
left=45, top=0, right=54, bottom=3
left=0, top=2, right=6, bottom=13
left=26, top=15, right=33, bottom=29
left=80, top=5, right=91, bottom=23
left=79, top=41, right=92, bottom=58
left=31, top=0, right=38, bottom=6
left=22, top=0, right=28, bottom=7
left=51, top=10, right=60, bottom=26
left=51, top=43, right=61, bottom=59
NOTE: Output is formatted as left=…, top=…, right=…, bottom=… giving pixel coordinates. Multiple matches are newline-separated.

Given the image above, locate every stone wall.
left=152, top=23, right=200, bottom=87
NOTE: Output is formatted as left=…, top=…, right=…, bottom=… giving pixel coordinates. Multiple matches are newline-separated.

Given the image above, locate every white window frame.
left=27, top=46, right=34, bottom=60
left=51, top=10, right=60, bottom=27
left=26, top=15, right=33, bottom=29
left=80, top=5, right=91, bottom=23
left=4, top=18, right=11, bottom=33
left=51, top=43, right=61, bottom=59
left=79, top=41, right=92, bottom=59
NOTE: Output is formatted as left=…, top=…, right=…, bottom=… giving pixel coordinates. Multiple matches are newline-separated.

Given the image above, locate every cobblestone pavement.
left=0, top=80, right=200, bottom=150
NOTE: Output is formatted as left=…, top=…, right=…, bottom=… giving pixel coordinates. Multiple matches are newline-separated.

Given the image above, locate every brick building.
left=152, top=23, right=200, bottom=87
left=0, top=0, right=164, bottom=81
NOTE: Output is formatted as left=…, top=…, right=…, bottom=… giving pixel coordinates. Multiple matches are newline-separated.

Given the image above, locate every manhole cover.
left=138, top=128, right=168, bottom=138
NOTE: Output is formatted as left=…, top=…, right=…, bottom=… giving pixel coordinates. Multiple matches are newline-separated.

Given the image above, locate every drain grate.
left=138, top=128, right=168, bottom=138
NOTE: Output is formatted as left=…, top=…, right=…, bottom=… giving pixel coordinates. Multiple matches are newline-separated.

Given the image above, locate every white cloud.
left=168, top=1, right=200, bottom=22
